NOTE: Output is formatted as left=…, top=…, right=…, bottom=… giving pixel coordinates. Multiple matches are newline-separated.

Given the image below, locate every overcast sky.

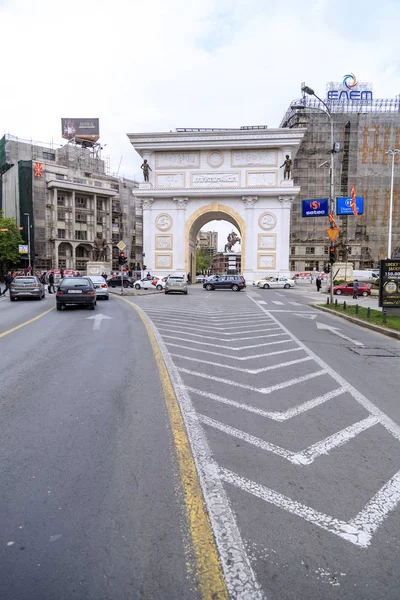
left=1, top=0, right=399, bottom=246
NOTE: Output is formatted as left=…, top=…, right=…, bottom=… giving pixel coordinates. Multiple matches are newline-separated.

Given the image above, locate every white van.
left=352, top=270, right=379, bottom=283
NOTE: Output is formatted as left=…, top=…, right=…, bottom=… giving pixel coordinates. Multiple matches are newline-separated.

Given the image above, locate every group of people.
left=315, top=275, right=360, bottom=298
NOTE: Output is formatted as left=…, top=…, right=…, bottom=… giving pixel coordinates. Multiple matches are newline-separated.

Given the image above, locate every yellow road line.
left=0, top=306, right=55, bottom=339
left=118, top=297, right=228, bottom=600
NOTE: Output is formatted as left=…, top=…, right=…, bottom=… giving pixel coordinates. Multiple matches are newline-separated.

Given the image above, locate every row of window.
left=57, top=230, right=108, bottom=240
left=291, top=246, right=353, bottom=256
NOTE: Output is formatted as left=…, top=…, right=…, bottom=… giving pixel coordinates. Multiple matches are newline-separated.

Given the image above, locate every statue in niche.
left=93, top=236, right=108, bottom=261
left=280, top=154, right=292, bottom=179
left=224, top=231, right=241, bottom=253
left=141, top=159, right=152, bottom=182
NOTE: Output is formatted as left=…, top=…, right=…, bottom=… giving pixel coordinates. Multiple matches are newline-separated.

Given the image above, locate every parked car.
left=56, top=277, right=96, bottom=310
left=134, top=277, right=166, bottom=291
left=107, top=276, right=135, bottom=288
left=332, top=281, right=371, bottom=296
left=258, top=277, right=295, bottom=289
left=196, top=274, right=206, bottom=283
left=9, top=276, right=45, bottom=301
left=86, top=276, right=109, bottom=300
left=203, top=275, right=246, bottom=292
left=252, top=276, right=277, bottom=286
left=165, top=274, right=188, bottom=295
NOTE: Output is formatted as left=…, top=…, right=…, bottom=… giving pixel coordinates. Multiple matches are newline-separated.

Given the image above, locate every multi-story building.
left=211, top=252, right=241, bottom=274
left=0, top=135, right=142, bottom=272
left=196, top=230, right=218, bottom=257
left=280, top=89, right=400, bottom=272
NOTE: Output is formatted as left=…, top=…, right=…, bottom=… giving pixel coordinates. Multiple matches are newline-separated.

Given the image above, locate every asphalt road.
left=1, top=285, right=400, bottom=599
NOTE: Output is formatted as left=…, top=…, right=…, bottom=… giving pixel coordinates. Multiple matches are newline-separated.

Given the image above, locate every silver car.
left=86, top=276, right=109, bottom=300
left=10, top=276, right=45, bottom=301
left=165, top=274, right=188, bottom=295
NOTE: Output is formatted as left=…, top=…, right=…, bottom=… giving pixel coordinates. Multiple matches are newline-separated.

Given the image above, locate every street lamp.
left=386, top=149, right=400, bottom=259
left=292, top=85, right=336, bottom=303
left=24, top=213, right=31, bottom=272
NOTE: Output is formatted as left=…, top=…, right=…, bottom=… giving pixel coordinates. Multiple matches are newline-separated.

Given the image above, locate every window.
left=96, top=232, right=103, bottom=239
left=73, top=177, right=86, bottom=184
left=75, top=213, right=87, bottom=223
left=57, top=195, right=66, bottom=206
left=75, top=196, right=87, bottom=208
left=95, top=181, right=103, bottom=188
left=110, top=183, right=119, bottom=191
left=75, top=231, right=87, bottom=240
left=306, top=247, right=315, bottom=255
left=56, top=174, right=66, bottom=181
left=57, top=229, right=66, bottom=238
left=57, top=210, right=66, bottom=220
left=97, top=218, right=103, bottom=225
left=291, top=247, right=295, bottom=255
left=43, top=152, right=55, bottom=161
left=96, top=201, right=103, bottom=211
left=324, top=246, right=329, bottom=255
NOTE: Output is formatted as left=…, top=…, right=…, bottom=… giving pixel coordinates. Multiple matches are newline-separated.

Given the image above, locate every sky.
left=1, top=0, right=399, bottom=248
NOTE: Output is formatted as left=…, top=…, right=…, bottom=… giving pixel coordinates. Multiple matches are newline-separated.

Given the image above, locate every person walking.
left=316, top=275, right=322, bottom=292
left=48, top=271, right=55, bottom=294
left=353, top=279, right=359, bottom=299
left=60, top=268, right=64, bottom=279
left=2, top=271, right=13, bottom=296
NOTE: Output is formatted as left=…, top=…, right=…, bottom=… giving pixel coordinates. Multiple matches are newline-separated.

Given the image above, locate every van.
left=352, top=270, right=379, bottom=283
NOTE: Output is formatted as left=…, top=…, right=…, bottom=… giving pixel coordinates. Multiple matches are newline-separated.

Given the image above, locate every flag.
left=329, top=211, right=337, bottom=228
left=34, top=162, right=43, bottom=177
left=350, top=185, right=358, bottom=216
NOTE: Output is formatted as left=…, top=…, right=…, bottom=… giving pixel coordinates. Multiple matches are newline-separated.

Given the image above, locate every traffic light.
left=329, top=245, right=336, bottom=264
left=118, top=251, right=126, bottom=265
left=324, top=265, right=331, bottom=274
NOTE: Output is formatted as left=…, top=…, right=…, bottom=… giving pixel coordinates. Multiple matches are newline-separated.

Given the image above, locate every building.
left=0, top=135, right=142, bottom=272
left=210, top=252, right=241, bottom=274
left=196, top=230, right=218, bottom=257
left=280, top=88, right=400, bottom=272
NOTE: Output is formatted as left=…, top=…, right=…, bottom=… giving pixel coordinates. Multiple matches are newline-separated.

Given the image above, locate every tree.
left=196, top=247, right=212, bottom=273
left=0, top=211, right=25, bottom=273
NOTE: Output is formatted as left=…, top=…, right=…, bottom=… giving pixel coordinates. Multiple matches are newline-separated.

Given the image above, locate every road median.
left=313, top=303, right=400, bottom=340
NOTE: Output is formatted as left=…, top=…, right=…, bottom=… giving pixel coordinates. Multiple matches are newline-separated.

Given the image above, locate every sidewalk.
left=293, top=283, right=380, bottom=310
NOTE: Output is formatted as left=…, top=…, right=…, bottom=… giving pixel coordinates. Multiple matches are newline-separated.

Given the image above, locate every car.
left=56, top=277, right=96, bottom=310
left=196, top=274, right=206, bottom=283
left=86, top=275, right=109, bottom=300
left=134, top=277, right=166, bottom=291
left=9, top=276, right=45, bottom=301
left=252, top=276, right=277, bottom=286
left=258, top=277, right=295, bottom=289
left=332, top=281, right=371, bottom=296
left=107, top=276, right=135, bottom=289
left=165, top=274, right=188, bottom=294
left=203, top=274, right=246, bottom=292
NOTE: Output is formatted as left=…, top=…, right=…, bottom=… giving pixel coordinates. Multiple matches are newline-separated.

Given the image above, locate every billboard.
left=18, top=244, right=28, bottom=254
left=302, top=199, right=329, bottom=217
left=379, top=259, right=400, bottom=308
left=61, top=118, right=100, bottom=142
left=336, top=197, right=364, bottom=215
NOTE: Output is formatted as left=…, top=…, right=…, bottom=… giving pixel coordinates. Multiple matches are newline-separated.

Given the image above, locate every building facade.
left=0, top=135, right=142, bottom=273
left=280, top=92, right=400, bottom=272
left=211, top=252, right=241, bottom=274
left=196, top=230, right=218, bottom=257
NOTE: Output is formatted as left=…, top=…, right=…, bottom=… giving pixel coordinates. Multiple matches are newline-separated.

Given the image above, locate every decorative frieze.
left=191, top=172, right=240, bottom=188
left=258, top=212, right=277, bottom=231
left=246, top=171, right=277, bottom=187
left=156, top=172, right=185, bottom=188
left=155, top=152, right=200, bottom=169
left=231, top=149, right=277, bottom=167
left=241, top=196, right=258, bottom=208
left=172, top=197, right=189, bottom=209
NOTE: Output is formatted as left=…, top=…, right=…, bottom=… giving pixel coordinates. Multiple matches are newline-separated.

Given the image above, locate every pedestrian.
left=316, top=275, right=322, bottom=292
left=60, top=268, right=64, bottom=279
left=353, top=279, right=359, bottom=299
left=2, top=271, right=13, bottom=296
left=48, top=271, right=55, bottom=294
left=40, top=272, right=47, bottom=285
left=187, top=273, right=191, bottom=285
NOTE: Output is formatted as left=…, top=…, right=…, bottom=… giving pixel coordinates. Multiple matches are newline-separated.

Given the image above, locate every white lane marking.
left=271, top=301, right=284, bottom=305
left=257, top=301, right=267, bottom=305
left=178, top=368, right=326, bottom=394
left=153, top=322, right=277, bottom=334
left=86, top=313, right=112, bottom=330
left=158, top=328, right=287, bottom=341
left=199, top=414, right=378, bottom=465
left=187, top=386, right=346, bottom=422
left=165, top=343, right=301, bottom=361
left=219, top=467, right=397, bottom=548
left=289, top=302, right=303, bottom=306
left=170, top=354, right=312, bottom=375
left=144, top=309, right=259, bottom=319
left=275, top=293, right=285, bottom=297
left=248, top=298, right=400, bottom=442
left=137, top=308, right=264, bottom=598
left=316, top=322, right=364, bottom=347
left=295, top=314, right=317, bottom=320
left=150, top=314, right=273, bottom=325
left=162, top=335, right=293, bottom=350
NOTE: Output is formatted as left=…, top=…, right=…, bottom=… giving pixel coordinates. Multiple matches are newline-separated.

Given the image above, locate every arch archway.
left=185, top=203, right=246, bottom=279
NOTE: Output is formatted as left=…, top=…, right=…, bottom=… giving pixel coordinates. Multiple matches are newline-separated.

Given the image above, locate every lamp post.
left=291, top=85, right=336, bottom=303
left=24, top=213, right=31, bottom=272
left=386, top=149, right=400, bottom=259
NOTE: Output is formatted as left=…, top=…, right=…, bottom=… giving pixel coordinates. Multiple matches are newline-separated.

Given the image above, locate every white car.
left=134, top=277, right=166, bottom=291
left=258, top=277, right=295, bottom=289
left=86, top=276, right=109, bottom=299
left=253, top=276, right=276, bottom=286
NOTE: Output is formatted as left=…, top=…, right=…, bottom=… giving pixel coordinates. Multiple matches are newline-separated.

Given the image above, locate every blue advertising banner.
left=301, top=199, right=329, bottom=217
left=336, top=197, right=364, bottom=215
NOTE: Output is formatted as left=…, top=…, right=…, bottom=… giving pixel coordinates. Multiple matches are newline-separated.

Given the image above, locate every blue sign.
left=302, top=198, right=329, bottom=217
left=336, top=197, right=364, bottom=215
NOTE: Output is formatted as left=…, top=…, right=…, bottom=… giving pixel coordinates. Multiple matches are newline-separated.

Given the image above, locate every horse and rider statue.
left=224, top=231, right=241, bottom=253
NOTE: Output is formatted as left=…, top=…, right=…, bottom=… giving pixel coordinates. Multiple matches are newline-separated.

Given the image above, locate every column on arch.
left=241, top=195, right=258, bottom=278
left=172, top=197, right=188, bottom=273
left=141, top=198, right=154, bottom=271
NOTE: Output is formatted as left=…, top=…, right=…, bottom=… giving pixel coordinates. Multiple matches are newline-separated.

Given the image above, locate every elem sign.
left=379, top=259, right=400, bottom=308
left=336, top=197, right=364, bottom=215
left=302, top=199, right=329, bottom=217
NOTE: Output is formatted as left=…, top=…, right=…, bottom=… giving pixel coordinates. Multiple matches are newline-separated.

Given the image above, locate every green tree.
left=0, top=211, right=25, bottom=273
left=196, top=247, right=212, bottom=273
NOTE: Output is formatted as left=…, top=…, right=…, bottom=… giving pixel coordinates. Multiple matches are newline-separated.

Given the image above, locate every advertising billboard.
left=302, top=199, right=329, bottom=217
left=379, top=259, right=400, bottom=308
left=18, top=244, right=28, bottom=254
left=61, top=118, right=100, bottom=142
left=336, top=197, right=364, bottom=215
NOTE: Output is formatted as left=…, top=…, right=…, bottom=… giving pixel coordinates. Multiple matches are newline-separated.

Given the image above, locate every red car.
left=333, top=281, right=371, bottom=297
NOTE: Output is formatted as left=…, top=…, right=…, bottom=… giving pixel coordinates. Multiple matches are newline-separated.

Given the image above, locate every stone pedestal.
left=280, top=179, right=294, bottom=187
left=139, top=182, right=153, bottom=190
left=86, top=261, right=112, bottom=277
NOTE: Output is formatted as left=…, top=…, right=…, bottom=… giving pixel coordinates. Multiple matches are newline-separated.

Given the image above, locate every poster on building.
left=379, top=259, right=400, bottom=308
left=61, top=118, right=100, bottom=142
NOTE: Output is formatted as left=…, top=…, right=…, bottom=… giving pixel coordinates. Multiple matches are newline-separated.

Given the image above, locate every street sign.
left=117, top=240, right=126, bottom=251
left=379, top=259, right=400, bottom=308
left=325, top=227, right=340, bottom=242
left=336, top=197, right=364, bottom=215
left=302, top=199, right=329, bottom=217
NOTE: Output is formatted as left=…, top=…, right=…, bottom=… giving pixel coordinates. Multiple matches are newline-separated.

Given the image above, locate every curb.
left=109, top=289, right=163, bottom=297
left=312, top=304, right=400, bottom=341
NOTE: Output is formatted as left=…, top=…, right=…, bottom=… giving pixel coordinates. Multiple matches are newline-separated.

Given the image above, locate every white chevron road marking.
left=170, top=354, right=312, bottom=374
left=158, top=327, right=287, bottom=341
left=162, top=335, right=293, bottom=350
left=165, top=342, right=301, bottom=360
